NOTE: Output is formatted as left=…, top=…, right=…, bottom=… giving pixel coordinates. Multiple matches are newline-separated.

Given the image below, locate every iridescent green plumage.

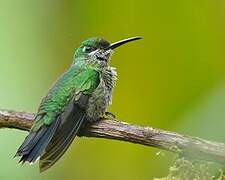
left=32, top=65, right=99, bottom=131
left=15, top=37, right=141, bottom=172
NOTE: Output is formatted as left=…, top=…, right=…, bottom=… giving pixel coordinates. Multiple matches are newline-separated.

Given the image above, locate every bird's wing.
left=16, top=67, right=100, bottom=172
left=39, top=93, right=88, bottom=172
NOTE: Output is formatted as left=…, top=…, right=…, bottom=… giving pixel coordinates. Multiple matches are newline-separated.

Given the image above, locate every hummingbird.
left=15, top=37, right=141, bottom=172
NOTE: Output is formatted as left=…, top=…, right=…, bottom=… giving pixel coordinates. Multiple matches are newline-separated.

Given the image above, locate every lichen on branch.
left=154, top=157, right=225, bottom=180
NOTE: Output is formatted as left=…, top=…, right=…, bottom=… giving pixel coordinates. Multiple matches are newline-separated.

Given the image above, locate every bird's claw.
left=100, top=112, right=116, bottom=120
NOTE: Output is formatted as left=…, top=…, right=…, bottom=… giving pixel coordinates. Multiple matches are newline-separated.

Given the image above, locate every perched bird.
left=15, top=37, right=141, bottom=172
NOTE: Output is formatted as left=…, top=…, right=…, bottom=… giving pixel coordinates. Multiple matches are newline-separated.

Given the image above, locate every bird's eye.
left=82, top=46, right=95, bottom=53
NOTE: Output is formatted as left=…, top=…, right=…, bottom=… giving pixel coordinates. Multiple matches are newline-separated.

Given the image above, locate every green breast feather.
left=31, top=65, right=99, bottom=131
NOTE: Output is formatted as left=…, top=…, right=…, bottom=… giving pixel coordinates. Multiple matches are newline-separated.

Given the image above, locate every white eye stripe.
left=83, top=46, right=90, bottom=52
left=83, top=46, right=96, bottom=52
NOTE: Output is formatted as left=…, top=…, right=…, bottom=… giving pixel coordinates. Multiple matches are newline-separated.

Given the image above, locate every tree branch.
left=0, top=109, right=225, bottom=164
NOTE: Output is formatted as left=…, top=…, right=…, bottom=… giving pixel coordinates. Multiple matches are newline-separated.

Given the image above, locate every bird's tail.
left=16, top=94, right=88, bottom=172
left=15, top=116, right=61, bottom=164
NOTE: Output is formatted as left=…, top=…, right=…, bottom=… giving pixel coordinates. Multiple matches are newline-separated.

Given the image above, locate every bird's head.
left=73, top=37, right=142, bottom=68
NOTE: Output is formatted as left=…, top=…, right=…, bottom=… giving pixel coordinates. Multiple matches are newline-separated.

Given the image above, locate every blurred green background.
left=0, top=0, right=225, bottom=179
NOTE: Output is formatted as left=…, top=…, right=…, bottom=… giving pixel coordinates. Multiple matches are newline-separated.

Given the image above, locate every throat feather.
left=102, top=67, right=117, bottom=89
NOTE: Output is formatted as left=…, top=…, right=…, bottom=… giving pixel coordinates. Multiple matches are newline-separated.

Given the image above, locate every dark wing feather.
left=16, top=115, right=61, bottom=163
left=39, top=94, right=89, bottom=172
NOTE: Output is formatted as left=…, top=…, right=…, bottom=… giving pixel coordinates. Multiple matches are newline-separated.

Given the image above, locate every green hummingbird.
left=15, top=37, right=141, bottom=172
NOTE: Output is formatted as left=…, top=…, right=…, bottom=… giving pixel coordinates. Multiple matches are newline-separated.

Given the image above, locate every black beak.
left=105, top=37, right=142, bottom=50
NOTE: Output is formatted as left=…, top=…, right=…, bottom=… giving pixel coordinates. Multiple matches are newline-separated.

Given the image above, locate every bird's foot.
left=100, top=112, right=116, bottom=120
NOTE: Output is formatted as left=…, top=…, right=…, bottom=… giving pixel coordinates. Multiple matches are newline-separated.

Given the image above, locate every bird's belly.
left=86, top=83, right=111, bottom=122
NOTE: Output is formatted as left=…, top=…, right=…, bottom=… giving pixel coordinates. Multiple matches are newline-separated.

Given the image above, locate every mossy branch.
left=1, top=109, right=225, bottom=164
